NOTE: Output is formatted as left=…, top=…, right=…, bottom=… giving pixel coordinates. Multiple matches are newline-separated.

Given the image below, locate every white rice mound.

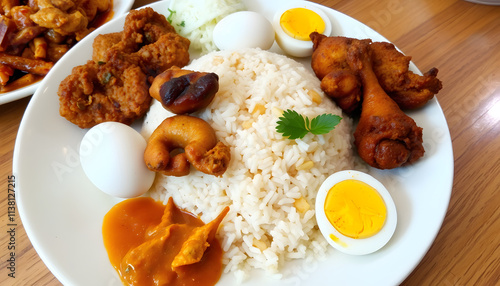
left=142, top=48, right=358, bottom=280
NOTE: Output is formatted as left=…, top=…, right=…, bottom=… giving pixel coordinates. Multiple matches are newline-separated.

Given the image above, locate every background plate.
left=13, top=0, right=454, bottom=285
left=0, top=0, right=135, bottom=105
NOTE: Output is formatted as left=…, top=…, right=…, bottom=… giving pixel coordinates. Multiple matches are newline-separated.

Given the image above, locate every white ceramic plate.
left=0, top=0, right=135, bottom=105
left=13, top=0, right=454, bottom=285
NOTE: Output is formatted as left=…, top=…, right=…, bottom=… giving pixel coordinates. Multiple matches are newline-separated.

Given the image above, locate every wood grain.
left=0, top=0, right=499, bottom=285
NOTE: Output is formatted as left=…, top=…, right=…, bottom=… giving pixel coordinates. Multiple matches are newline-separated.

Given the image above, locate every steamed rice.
left=141, top=48, right=359, bottom=280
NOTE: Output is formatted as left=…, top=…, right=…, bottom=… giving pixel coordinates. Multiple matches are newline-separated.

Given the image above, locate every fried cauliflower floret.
left=58, top=54, right=151, bottom=128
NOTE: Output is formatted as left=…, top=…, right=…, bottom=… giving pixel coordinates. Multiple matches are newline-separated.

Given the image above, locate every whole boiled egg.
left=79, top=122, right=155, bottom=198
left=213, top=11, right=275, bottom=50
left=315, top=170, right=397, bottom=255
left=273, top=2, right=332, bottom=57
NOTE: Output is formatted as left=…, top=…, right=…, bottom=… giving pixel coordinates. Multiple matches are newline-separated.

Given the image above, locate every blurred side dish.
left=0, top=0, right=111, bottom=93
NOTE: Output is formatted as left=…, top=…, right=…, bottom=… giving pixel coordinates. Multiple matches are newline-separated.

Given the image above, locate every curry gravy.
left=102, top=197, right=226, bottom=286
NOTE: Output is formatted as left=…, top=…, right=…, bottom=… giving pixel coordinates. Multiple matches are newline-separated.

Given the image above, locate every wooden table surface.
left=1, top=0, right=499, bottom=285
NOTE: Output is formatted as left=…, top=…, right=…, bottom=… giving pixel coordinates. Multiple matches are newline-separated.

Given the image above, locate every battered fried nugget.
left=121, top=6, right=177, bottom=48
left=92, top=32, right=122, bottom=63
left=58, top=54, right=151, bottom=128
left=92, top=7, right=190, bottom=78
left=127, top=32, right=190, bottom=77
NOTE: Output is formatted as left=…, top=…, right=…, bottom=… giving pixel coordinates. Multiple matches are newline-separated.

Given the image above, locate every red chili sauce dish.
left=102, top=197, right=229, bottom=286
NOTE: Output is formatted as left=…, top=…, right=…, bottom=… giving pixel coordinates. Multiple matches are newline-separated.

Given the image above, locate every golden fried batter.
left=92, top=7, right=190, bottom=78
left=58, top=54, right=151, bottom=129
left=92, top=32, right=122, bottom=63
left=59, top=7, right=191, bottom=128
left=310, top=32, right=442, bottom=112
left=370, top=41, right=442, bottom=109
left=349, top=40, right=424, bottom=169
left=127, top=32, right=190, bottom=77
left=310, top=34, right=364, bottom=114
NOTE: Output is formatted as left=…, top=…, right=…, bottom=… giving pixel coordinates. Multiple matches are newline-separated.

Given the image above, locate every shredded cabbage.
left=168, top=0, right=246, bottom=54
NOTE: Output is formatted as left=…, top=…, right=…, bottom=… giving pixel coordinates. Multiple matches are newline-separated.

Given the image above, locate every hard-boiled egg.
left=315, top=170, right=397, bottom=255
left=213, top=11, right=275, bottom=50
left=273, top=2, right=332, bottom=57
left=79, top=122, right=155, bottom=198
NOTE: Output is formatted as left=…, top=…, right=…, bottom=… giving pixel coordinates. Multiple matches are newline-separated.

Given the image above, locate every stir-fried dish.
left=0, top=0, right=112, bottom=93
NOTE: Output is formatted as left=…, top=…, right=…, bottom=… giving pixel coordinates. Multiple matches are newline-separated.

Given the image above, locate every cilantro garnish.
left=167, top=9, right=176, bottom=23
left=276, top=109, right=342, bottom=139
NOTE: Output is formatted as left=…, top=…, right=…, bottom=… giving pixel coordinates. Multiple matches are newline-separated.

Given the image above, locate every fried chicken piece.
left=121, top=7, right=177, bottom=50
left=91, top=31, right=121, bottom=62
left=310, top=33, right=442, bottom=112
left=370, top=41, right=442, bottom=109
left=311, top=33, right=364, bottom=114
left=30, top=7, right=88, bottom=35
left=1, top=0, right=20, bottom=15
left=127, top=32, right=190, bottom=77
left=349, top=40, right=424, bottom=169
left=58, top=53, right=151, bottom=128
left=93, top=7, right=189, bottom=78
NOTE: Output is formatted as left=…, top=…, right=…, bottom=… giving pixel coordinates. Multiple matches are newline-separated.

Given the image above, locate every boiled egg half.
left=273, top=2, right=332, bottom=57
left=79, top=122, right=155, bottom=198
left=315, top=170, right=397, bottom=255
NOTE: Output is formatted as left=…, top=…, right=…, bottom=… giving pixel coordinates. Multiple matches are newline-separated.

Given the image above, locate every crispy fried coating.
left=92, top=7, right=190, bottom=78
left=370, top=41, right=442, bottom=109
left=58, top=54, right=151, bottom=129
left=144, top=115, right=231, bottom=177
left=310, top=32, right=442, bottom=112
left=127, top=32, right=190, bottom=77
left=59, top=7, right=191, bottom=128
left=121, top=6, right=177, bottom=49
left=311, top=33, right=364, bottom=114
left=349, top=40, right=424, bottom=169
left=91, top=31, right=122, bottom=63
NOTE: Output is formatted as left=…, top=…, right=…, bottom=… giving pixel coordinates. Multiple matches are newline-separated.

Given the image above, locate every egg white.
left=213, top=11, right=275, bottom=51
left=272, top=2, right=332, bottom=57
left=79, top=122, right=155, bottom=198
left=315, top=170, right=398, bottom=255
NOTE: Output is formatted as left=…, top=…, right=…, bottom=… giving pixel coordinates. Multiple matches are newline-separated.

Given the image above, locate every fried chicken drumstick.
left=349, top=39, right=424, bottom=169
left=310, top=32, right=442, bottom=113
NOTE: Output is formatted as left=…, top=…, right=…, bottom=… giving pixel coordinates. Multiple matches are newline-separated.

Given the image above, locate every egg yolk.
left=280, top=8, right=325, bottom=41
left=324, top=179, right=387, bottom=239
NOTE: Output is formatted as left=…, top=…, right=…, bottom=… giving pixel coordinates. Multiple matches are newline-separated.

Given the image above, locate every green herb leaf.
left=276, top=109, right=342, bottom=139
left=309, top=113, right=342, bottom=135
left=167, top=8, right=176, bottom=23
left=101, top=72, right=113, bottom=85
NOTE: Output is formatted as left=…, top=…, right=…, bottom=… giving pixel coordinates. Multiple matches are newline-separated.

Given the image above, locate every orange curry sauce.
left=102, top=197, right=227, bottom=286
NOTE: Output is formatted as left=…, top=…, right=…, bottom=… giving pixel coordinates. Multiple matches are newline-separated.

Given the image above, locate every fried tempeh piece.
left=0, top=52, right=53, bottom=75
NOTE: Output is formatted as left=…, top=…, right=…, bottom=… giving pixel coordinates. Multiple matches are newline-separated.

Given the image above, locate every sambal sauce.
left=102, top=197, right=229, bottom=286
